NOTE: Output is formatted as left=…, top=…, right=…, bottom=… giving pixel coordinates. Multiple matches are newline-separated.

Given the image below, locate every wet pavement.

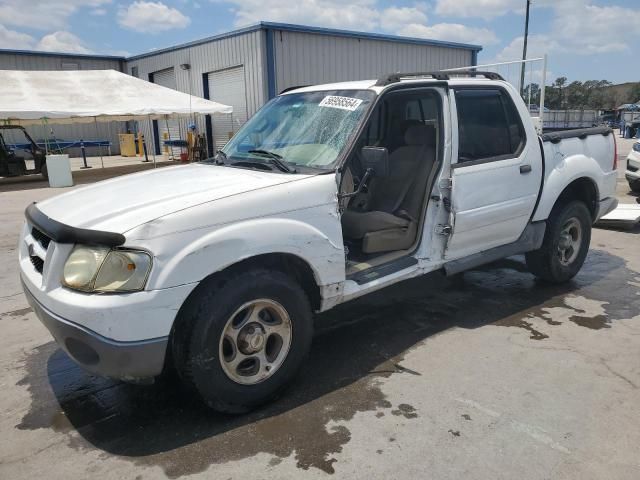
left=1, top=143, right=639, bottom=479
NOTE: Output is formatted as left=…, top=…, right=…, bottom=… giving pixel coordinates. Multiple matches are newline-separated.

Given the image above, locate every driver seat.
left=342, top=124, right=436, bottom=254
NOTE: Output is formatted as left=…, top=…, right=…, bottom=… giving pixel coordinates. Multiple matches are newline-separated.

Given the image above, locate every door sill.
left=347, top=256, right=418, bottom=285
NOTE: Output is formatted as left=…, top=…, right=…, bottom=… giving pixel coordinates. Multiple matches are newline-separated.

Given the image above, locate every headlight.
left=62, top=246, right=152, bottom=293
left=633, top=142, right=640, bottom=153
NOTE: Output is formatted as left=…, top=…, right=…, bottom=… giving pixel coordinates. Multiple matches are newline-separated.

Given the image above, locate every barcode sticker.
left=319, top=96, right=363, bottom=111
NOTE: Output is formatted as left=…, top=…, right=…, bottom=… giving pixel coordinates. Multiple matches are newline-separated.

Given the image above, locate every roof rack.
left=375, top=70, right=505, bottom=86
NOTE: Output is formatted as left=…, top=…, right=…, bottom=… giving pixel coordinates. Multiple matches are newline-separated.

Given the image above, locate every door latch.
left=435, top=224, right=452, bottom=236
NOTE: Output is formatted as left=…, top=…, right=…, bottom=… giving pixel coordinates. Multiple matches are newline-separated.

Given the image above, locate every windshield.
left=220, top=89, right=375, bottom=172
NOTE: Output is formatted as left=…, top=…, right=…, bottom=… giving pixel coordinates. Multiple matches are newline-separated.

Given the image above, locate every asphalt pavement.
left=0, top=137, right=638, bottom=479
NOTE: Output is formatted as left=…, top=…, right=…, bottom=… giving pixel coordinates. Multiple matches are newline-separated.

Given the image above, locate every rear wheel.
left=173, top=269, right=313, bottom=413
left=40, top=163, right=48, bottom=180
left=525, top=201, right=591, bottom=283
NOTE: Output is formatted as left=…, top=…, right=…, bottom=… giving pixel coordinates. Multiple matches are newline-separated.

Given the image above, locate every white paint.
left=19, top=77, right=617, bottom=346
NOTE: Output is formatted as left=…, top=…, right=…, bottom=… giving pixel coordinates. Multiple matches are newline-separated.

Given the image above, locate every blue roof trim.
left=0, top=48, right=125, bottom=60
left=127, top=21, right=481, bottom=62
left=259, top=22, right=482, bottom=52
left=0, top=22, right=482, bottom=63
left=126, top=24, right=264, bottom=61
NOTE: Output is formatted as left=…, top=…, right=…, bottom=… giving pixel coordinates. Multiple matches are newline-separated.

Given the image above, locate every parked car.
left=625, top=141, right=640, bottom=192
left=0, top=126, right=47, bottom=179
left=19, top=71, right=618, bottom=413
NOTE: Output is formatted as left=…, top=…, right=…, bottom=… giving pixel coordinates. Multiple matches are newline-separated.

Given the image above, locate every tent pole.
left=148, top=115, right=156, bottom=168
left=94, top=117, right=104, bottom=169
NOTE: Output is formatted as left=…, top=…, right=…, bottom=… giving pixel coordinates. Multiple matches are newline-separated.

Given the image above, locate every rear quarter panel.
left=532, top=132, right=617, bottom=222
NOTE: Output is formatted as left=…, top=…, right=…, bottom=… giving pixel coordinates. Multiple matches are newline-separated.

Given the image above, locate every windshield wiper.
left=248, top=149, right=297, bottom=173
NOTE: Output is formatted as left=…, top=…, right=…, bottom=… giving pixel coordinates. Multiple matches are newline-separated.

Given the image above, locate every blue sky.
left=0, top=0, right=638, bottom=84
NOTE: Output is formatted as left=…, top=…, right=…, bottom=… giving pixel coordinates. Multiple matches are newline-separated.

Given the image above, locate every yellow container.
left=119, top=133, right=136, bottom=157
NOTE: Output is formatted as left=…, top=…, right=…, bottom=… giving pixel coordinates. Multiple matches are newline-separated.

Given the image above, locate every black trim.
left=451, top=85, right=527, bottom=168
left=25, top=203, right=125, bottom=247
left=541, top=126, right=612, bottom=144
left=22, top=281, right=167, bottom=380
left=444, top=221, right=546, bottom=275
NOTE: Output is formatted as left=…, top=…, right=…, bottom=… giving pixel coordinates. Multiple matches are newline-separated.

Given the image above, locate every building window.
left=131, top=66, right=139, bottom=77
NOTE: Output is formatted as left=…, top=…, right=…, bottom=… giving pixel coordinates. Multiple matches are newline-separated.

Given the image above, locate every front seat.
left=342, top=124, right=436, bottom=254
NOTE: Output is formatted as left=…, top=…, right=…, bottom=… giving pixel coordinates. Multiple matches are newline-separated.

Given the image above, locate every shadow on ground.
left=16, top=249, right=640, bottom=477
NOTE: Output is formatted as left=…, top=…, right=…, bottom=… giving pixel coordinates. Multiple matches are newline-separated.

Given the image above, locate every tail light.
left=613, top=135, right=618, bottom=171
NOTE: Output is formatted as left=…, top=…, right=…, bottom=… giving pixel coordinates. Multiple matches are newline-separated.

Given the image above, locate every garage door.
left=208, top=66, right=248, bottom=150
left=152, top=68, right=182, bottom=158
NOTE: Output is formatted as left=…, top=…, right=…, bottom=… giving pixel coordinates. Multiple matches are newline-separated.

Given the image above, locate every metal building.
left=1, top=22, right=481, bottom=158
left=126, top=22, right=481, bottom=156
left=0, top=50, right=127, bottom=155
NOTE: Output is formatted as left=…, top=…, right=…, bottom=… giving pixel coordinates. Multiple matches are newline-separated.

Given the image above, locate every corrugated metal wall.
left=0, top=51, right=126, bottom=156
left=273, top=30, right=474, bottom=93
left=125, top=30, right=267, bottom=152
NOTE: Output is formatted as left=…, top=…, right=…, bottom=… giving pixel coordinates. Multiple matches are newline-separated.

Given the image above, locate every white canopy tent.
left=0, top=69, right=233, bottom=167
left=0, top=69, right=232, bottom=124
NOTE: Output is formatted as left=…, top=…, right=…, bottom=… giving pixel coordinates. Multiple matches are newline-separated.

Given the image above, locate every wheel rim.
left=557, top=217, right=582, bottom=266
left=218, top=299, right=292, bottom=385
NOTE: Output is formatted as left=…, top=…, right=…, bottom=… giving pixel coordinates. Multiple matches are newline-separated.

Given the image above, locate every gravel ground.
left=0, top=136, right=638, bottom=480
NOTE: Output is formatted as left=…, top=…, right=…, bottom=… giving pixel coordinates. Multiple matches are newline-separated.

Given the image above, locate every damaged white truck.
left=20, top=71, right=618, bottom=413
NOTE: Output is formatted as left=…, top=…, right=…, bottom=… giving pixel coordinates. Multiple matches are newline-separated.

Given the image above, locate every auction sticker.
left=319, top=95, right=363, bottom=111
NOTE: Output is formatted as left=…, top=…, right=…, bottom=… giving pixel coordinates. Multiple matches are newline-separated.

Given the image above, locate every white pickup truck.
left=19, top=71, right=618, bottom=413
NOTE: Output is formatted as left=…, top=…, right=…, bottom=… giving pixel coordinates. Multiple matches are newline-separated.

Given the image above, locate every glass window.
left=220, top=89, right=375, bottom=171
left=455, top=89, right=525, bottom=163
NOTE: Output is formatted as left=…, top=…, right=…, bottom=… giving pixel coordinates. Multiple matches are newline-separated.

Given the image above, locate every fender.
left=532, top=152, right=614, bottom=222
left=141, top=215, right=345, bottom=291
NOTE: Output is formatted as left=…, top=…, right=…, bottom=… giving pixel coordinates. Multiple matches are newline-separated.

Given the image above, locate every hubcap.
left=557, top=217, right=582, bottom=266
left=219, top=299, right=292, bottom=385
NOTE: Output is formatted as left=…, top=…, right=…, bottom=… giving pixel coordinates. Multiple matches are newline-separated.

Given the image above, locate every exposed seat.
left=342, top=124, right=436, bottom=254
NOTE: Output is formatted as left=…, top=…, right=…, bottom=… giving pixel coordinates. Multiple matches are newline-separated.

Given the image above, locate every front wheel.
left=525, top=201, right=592, bottom=283
left=629, top=180, right=640, bottom=193
left=173, top=269, right=313, bottom=413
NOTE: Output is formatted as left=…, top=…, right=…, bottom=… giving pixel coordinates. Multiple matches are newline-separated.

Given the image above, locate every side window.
left=455, top=89, right=525, bottom=163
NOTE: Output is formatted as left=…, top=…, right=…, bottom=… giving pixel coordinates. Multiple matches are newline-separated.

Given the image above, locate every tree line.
left=523, top=79, right=640, bottom=110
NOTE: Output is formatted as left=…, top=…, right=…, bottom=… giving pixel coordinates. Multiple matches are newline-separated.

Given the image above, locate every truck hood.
left=36, top=164, right=310, bottom=234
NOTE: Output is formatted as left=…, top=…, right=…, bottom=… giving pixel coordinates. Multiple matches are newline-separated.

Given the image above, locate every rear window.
left=455, top=89, right=525, bottom=164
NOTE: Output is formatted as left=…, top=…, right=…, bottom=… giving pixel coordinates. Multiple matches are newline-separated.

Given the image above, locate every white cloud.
left=400, top=23, right=498, bottom=46
left=493, top=1, right=640, bottom=61
left=379, top=6, right=427, bottom=32
left=220, top=0, right=495, bottom=46
left=118, top=1, right=191, bottom=33
left=36, top=31, right=92, bottom=54
left=0, top=0, right=110, bottom=30
left=0, top=24, right=35, bottom=49
left=223, top=0, right=381, bottom=31
left=434, top=0, right=521, bottom=20
left=91, top=8, right=108, bottom=16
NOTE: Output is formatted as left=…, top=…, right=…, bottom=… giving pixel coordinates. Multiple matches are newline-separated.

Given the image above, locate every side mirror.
left=361, top=146, right=389, bottom=177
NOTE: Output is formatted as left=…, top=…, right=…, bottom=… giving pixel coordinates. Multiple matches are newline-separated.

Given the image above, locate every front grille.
left=30, top=255, right=44, bottom=273
left=31, top=227, right=51, bottom=250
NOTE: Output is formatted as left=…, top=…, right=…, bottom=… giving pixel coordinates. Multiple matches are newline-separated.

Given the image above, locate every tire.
left=172, top=269, right=313, bottom=413
left=40, top=163, right=48, bottom=181
left=629, top=180, right=640, bottom=193
left=525, top=200, right=592, bottom=283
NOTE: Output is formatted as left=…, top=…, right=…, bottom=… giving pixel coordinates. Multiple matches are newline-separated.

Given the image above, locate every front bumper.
left=23, top=281, right=168, bottom=380
left=627, top=151, right=640, bottom=182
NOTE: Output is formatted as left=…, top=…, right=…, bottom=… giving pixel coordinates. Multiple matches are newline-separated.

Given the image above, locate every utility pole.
left=520, top=0, right=531, bottom=97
